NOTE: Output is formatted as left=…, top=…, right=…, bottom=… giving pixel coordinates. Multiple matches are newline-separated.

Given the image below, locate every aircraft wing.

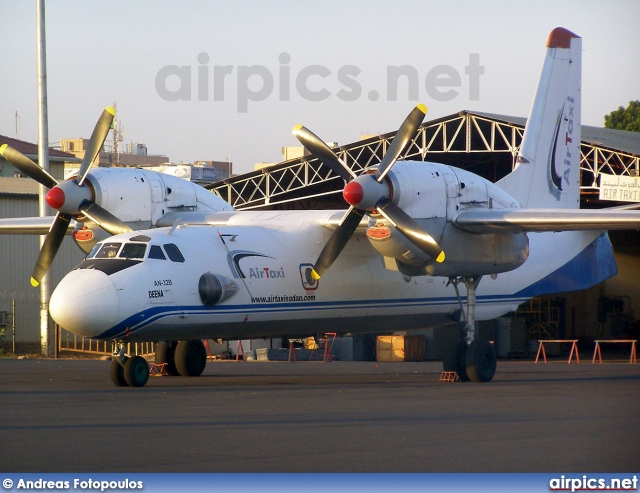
left=0, top=216, right=76, bottom=234
left=155, top=211, right=239, bottom=228
left=453, top=208, right=640, bottom=233
left=321, top=210, right=370, bottom=231
left=156, top=210, right=371, bottom=232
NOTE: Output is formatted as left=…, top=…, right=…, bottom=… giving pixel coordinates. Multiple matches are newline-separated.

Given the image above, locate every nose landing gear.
left=110, top=342, right=150, bottom=387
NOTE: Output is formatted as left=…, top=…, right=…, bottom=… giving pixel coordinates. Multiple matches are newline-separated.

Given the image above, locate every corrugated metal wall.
left=0, top=194, right=85, bottom=344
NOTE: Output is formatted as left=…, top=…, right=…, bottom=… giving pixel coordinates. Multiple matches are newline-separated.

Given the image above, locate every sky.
left=1, top=0, right=639, bottom=175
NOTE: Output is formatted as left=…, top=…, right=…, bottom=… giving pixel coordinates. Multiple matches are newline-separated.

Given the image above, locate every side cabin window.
left=163, top=243, right=185, bottom=263
left=148, top=245, right=167, bottom=260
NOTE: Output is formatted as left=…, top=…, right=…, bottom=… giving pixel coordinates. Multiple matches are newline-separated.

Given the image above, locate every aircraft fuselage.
left=50, top=205, right=612, bottom=343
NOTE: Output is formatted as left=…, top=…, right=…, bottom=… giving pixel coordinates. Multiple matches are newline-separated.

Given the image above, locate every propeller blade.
left=292, top=124, right=356, bottom=182
left=79, top=201, right=133, bottom=236
left=310, top=207, right=364, bottom=280
left=0, top=144, right=58, bottom=189
left=77, top=106, right=116, bottom=186
left=31, top=212, right=72, bottom=287
left=376, top=104, right=427, bottom=183
left=376, top=199, right=445, bottom=263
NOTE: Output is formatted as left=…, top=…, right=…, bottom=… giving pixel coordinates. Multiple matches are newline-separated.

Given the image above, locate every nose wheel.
left=109, top=342, right=150, bottom=387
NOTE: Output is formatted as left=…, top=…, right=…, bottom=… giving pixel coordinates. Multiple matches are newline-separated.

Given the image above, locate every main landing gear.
left=110, top=340, right=207, bottom=387
left=443, top=275, right=497, bottom=382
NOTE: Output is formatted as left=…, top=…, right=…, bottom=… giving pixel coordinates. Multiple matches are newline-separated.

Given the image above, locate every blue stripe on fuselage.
left=93, top=295, right=528, bottom=340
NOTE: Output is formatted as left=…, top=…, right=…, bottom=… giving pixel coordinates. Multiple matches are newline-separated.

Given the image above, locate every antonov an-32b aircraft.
left=3, top=27, right=640, bottom=387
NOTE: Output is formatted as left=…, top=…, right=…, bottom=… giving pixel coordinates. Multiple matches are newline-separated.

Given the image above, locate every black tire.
left=124, top=355, right=150, bottom=387
left=175, top=340, right=207, bottom=377
left=155, top=342, right=179, bottom=376
left=110, top=358, right=127, bottom=387
left=465, top=339, right=497, bottom=382
left=443, top=340, right=469, bottom=381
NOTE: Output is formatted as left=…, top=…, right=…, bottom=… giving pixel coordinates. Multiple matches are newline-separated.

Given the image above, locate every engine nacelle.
left=425, top=226, right=529, bottom=276
left=82, top=168, right=233, bottom=230
left=68, top=168, right=233, bottom=253
left=368, top=161, right=528, bottom=277
left=366, top=218, right=446, bottom=266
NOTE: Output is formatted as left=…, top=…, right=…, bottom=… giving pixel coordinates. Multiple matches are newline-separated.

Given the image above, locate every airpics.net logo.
left=549, top=475, right=638, bottom=492
left=155, top=52, right=484, bottom=112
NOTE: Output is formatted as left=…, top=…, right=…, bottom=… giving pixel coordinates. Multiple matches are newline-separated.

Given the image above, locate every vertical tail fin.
left=497, top=27, right=582, bottom=209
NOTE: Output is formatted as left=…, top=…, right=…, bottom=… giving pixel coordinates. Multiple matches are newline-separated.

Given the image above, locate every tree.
left=604, top=100, right=640, bottom=132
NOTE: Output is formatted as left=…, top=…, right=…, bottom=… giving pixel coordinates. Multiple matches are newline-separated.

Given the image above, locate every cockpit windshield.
left=94, top=242, right=122, bottom=259
left=80, top=241, right=185, bottom=275
left=87, top=242, right=148, bottom=260
left=119, top=243, right=147, bottom=260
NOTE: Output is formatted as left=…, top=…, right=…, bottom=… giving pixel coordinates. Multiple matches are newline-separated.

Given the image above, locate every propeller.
left=294, top=104, right=445, bottom=280
left=0, top=106, right=132, bottom=287
left=292, top=125, right=356, bottom=182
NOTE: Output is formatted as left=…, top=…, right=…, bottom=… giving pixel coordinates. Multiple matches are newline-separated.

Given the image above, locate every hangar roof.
left=471, top=111, right=640, bottom=156
left=210, top=110, right=640, bottom=210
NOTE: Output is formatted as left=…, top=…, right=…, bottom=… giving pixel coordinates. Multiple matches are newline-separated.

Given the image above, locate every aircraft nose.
left=50, top=269, right=120, bottom=338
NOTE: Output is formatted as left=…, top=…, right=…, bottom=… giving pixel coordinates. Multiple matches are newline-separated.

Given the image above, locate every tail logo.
left=548, top=96, right=575, bottom=199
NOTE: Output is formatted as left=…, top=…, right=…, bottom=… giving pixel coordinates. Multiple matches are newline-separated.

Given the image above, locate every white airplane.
left=5, top=27, right=640, bottom=387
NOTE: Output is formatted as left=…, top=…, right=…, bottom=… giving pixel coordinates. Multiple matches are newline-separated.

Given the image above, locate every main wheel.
left=155, top=341, right=179, bottom=376
left=110, top=358, right=127, bottom=387
left=175, top=340, right=207, bottom=377
left=443, top=340, right=469, bottom=381
left=124, top=355, right=150, bottom=387
left=465, top=339, right=497, bottom=382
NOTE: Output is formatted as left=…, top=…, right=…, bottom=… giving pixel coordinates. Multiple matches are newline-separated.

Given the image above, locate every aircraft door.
left=149, top=179, right=164, bottom=204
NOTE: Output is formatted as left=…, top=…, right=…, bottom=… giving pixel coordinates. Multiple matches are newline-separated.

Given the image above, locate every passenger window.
left=95, top=242, right=121, bottom=259
left=148, top=245, right=166, bottom=260
left=119, top=243, right=147, bottom=259
left=163, top=243, right=185, bottom=263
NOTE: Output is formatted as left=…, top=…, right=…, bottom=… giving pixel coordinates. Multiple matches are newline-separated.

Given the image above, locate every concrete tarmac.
left=0, top=358, right=638, bottom=472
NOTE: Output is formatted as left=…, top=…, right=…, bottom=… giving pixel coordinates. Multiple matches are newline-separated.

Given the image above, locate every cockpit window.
left=164, top=243, right=185, bottom=263
left=148, top=245, right=166, bottom=260
left=86, top=243, right=101, bottom=259
left=94, top=242, right=122, bottom=259
left=119, top=243, right=147, bottom=260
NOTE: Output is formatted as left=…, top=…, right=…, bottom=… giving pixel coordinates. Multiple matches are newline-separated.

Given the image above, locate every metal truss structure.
left=209, top=111, right=640, bottom=210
